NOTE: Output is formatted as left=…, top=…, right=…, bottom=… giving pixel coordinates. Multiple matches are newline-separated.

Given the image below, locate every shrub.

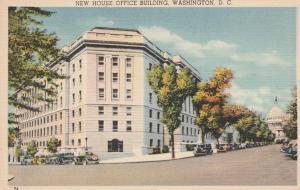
left=186, top=144, right=195, bottom=151
left=162, top=145, right=169, bottom=153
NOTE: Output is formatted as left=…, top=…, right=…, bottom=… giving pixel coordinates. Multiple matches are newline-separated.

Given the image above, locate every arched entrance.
left=108, top=139, right=123, bottom=152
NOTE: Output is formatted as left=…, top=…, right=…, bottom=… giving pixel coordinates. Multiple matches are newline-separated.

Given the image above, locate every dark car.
left=193, top=144, right=213, bottom=156
left=20, top=156, right=34, bottom=165
left=217, top=144, right=227, bottom=153
left=57, top=153, right=75, bottom=165
left=74, top=152, right=99, bottom=165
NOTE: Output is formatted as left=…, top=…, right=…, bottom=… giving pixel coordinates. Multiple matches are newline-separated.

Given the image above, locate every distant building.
left=266, top=97, right=287, bottom=141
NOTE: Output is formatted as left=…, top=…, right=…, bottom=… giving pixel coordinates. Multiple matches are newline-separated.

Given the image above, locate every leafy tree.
left=283, top=86, right=297, bottom=139
left=8, top=7, right=64, bottom=123
left=15, top=145, right=23, bottom=158
left=8, top=127, right=19, bottom=147
left=148, top=64, right=196, bottom=158
left=27, top=141, right=38, bottom=157
left=47, top=137, right=60, bottom=153
left=193, top=67, right=233, bottom=145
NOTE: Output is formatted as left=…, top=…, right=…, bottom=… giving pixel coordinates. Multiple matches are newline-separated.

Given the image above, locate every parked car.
left=57, top=153, right=75, bottom=165
left=74, top=152, right=99, bottom=165
left=20, top=156, right=34, bottom=165
left=285, top=143, right=297, bottom=160
left=240, top=143, right=247, bottom=149
left=45, top=154, right=60, bottom=165
left=193, top=144, right=213, bottom=156
left=217, top=144, right=227, bottom=153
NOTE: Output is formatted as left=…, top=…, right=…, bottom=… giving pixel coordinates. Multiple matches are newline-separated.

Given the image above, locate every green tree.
left=15, top=145, right=23, bottom=158
left=8, top=7, right=64, bottom=123
left=27, top=141, right=38, bottom=157
left=283, top=86, right=297, bottom=139
left=193, top=67, right=233, bottom=146
left=148, top=64, right=196, bottom=158
left=8, top=127, right=19, bottom=147
left=47, top=137, right=60, bottom=153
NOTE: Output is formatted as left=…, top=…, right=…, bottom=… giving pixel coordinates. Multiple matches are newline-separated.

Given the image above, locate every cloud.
left=229, top=82, right=272, bottom=113
left=138, top=26, right=235, bottom=58
left=76, top=16, right=114, bottom=27
left=139, top=26, right=287, bottom=66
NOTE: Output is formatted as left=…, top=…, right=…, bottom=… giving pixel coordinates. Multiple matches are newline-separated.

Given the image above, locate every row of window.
left=22, top=125, right=63, bottom=139
left=98, top=88, right=132, bottom=100
left=98, top=120, right=132, bottom=132
left=98, top=72, right=132, bottom=83
left=22, top=140, right=62, bottom=147
left=98, top=106, right=132, bottom=116
left=20, top=112, right=64, bottom=129
left=97, top=56, right=133, bottom=67
left=181, top=126, right=198, bottom=136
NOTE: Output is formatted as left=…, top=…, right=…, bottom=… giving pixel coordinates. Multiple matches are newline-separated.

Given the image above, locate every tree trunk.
left=201, top=131, right=205, bottom=144
left=171, top=132, right=175, bottom=159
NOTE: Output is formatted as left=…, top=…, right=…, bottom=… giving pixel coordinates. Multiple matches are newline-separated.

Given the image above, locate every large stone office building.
left=15, top=27, right=202, bottom=158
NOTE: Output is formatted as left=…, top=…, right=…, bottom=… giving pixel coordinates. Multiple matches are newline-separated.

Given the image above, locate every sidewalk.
left=101, top=151, right=194, bottom=164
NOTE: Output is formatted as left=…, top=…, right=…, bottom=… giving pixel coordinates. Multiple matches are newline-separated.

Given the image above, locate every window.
left=126, top=57, right=132, bottom=67
left=79, top=75, right=82, bottom=83
left=55, top=125, right=57, bottom=135
left=60, top=124, right=62, bottom=134
left=98, top=106, right=104, bottom=115
left=149, top=63, right=152, bottom=70
left=126, top=121, right=132, bottom=132
left=72, top=78, right=75, bottom=87
left=186, top=127, right=188, bottom=135
left=60, top=97, right=63, bottom=106
left=149, top=109, right=152, bottom=118
left=99, top=88, right=104, bottom=99
left=149, top=122, right=152, bottom=133
left=150, top=139, right=153, bottom=147
left=182, top=115, right=184, bottom=122
left=182, top=126, right=185, bottom=135
left=98, top=120, right=104, bottom=132
left=126, top=73, right=132, bottom=82
left=72, top=123, right=75, bottom=133
left=108, top=139, right=123, bottom=152
left=60, top=112, right=62, bottom=120
left=157, top=112, right=160, bottom=119
left=78, top=139, right=81, bottom=146
left=79, top=122, right=82, bottom=132
left=79, top=108, right=82, bottom=116
left=112, top=89, right=118, bottom=99
left=149, top=93, right=152, bottom=104
left=112, top=106, right=118, bottom=115
left=71, top=139, right=74, bottom=146
left=72, top=110, right=75, bottom=117
left=79, top=59, right=82, bottom=69
left=79, top=91, right=82, bottom=101
left=157, top=124, right=160, bottom=134
left=72, top=93, right=75, bottom=103
left=112, top=73, right=118, bottom=82
left=98, top=56, right=104, bottom=66
left=126, top=89, right=132, bottom=99
left=112, top=121, right=118, bottom=132
left=98, top=72, right=104, bottom=81
left=157, top=139, right=161, bottom=147
left=112, top=57, right=118, bottom=66
left=72, top=64, right=75, bottom=72
left=126, top=107, right=132, bottom=116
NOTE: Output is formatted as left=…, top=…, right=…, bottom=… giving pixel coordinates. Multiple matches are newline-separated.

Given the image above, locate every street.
left=9, top=144, right=297, bottom=186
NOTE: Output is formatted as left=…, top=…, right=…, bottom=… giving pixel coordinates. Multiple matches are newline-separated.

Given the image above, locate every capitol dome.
left=266, top=104, right=285, bottom=121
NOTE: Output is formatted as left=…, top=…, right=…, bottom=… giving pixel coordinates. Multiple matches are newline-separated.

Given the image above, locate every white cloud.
left=76, top=16, right=114, bottom=27
left=139, top=26, right=287, bottom=66
left=96, top=16, right=114, bottom=26
left=138, top=26, right=235, bottom=58
left=229, top=82, right=273, bottom=113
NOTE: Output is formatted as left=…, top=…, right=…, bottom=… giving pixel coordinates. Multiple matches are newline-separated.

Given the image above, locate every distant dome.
left=266, top=97, right=286, bottom=121
left=267, top=105, right=285, bottom=119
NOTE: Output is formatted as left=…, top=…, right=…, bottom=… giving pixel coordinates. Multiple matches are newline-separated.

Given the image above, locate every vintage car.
left=74, top=152, right=99, bottom=165
left=193, top=144, right=213, bottom=156
left=217, top=144, right=227, bottom=153
left=20, top=156, right=34, bottom=165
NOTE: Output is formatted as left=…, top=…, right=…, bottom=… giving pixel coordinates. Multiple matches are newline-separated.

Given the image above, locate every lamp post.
left=85, top=137, right=88, bottom=152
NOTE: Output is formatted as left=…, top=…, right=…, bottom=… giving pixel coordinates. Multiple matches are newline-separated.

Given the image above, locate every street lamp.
left=85, top=137, right=88, bottom=152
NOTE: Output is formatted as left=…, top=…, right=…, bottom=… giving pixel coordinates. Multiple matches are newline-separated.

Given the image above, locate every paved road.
left=9, top=144, right=297, bottom=186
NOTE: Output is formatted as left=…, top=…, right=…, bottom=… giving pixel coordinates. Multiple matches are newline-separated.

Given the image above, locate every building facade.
left=266, top=97, right=287, bottom=141
left=15, top=27, right=202, bottom=158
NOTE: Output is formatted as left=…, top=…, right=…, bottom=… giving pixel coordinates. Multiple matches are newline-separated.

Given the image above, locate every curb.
left=100, top=155, right=195, bottom=164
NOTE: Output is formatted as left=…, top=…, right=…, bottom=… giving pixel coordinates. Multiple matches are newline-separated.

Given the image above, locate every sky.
left=42, top=7, right=296, bottom=116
